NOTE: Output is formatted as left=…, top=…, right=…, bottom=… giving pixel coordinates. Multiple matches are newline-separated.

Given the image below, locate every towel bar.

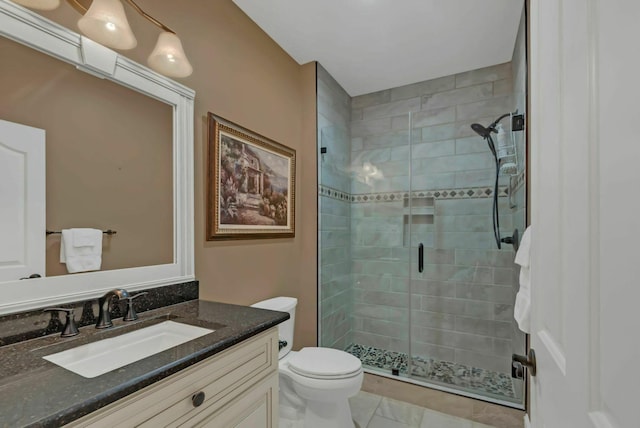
left=46, top=229, right=117, bottom=236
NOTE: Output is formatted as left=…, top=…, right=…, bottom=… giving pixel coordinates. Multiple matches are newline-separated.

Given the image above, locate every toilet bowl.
left=252, top=297, right=363, bottom=428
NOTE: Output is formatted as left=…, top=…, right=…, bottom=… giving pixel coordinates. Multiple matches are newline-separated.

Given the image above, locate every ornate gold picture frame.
left=207, top=113, right=296, bottom=240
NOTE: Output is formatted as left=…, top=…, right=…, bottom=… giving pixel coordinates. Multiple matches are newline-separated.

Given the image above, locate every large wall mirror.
left=1, top=36, right=174, bottom=277
left=0, top=0, right=195, bottom=315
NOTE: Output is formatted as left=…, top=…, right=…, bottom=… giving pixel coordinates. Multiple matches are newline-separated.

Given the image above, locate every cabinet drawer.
left=67, top=327, right=278, bottom=427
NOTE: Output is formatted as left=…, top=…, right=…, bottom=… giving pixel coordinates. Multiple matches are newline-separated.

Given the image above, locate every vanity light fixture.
left=77, top=0, right=137, bottom=50
left=11, top=0, right=193, bottom=78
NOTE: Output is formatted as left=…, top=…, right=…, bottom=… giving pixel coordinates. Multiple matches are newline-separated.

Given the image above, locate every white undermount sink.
left=43, top=321, right=214, bottom=378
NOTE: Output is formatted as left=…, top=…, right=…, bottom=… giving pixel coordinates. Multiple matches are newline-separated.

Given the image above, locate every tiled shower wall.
left=349, top=61, right=525, bottom=375
left=318, top=64, right=353, bottom=350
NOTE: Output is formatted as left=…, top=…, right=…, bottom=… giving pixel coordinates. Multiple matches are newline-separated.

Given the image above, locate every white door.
left=0, top=119, right=46, bottom=281
left=529, top=1, right=639, bottom=427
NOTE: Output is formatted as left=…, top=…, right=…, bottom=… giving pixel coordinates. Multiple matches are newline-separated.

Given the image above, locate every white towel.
left=60, top=228, right=103, bottom=273
left=514, top=226, right=532, bottom=333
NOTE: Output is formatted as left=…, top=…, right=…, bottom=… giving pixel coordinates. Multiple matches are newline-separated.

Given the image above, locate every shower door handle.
left=512, top=349, right=537, bottom=377
left=418, top=243, right=424, bottom=273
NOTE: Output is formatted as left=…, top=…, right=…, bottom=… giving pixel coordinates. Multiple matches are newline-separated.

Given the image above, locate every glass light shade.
left=148, top=32, right=193, bottom=78
left=11, top=0, right=60, bottom=10
left=78, top=0, right=137, bottom=50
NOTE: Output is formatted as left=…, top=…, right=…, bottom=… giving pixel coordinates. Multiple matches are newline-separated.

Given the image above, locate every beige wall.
left=0, top=37, right=174, bottom=276
left=32, top=0, right=318, bottom=348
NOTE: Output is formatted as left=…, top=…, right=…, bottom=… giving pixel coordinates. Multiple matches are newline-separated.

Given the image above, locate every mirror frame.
left=0, top=0, right=195, bottom=315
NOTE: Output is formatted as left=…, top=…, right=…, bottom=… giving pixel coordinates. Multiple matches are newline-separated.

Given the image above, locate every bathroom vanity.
left=0, top=300, right=288, bottom=427
left=67, top=328, right=279, bottom=427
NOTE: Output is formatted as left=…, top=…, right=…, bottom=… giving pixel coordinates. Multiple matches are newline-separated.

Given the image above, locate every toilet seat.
left=287, top=347, right=362, bottom=380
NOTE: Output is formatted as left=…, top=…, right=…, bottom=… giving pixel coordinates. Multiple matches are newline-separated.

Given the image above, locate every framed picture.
left=207, top=113, right=296, bottom=240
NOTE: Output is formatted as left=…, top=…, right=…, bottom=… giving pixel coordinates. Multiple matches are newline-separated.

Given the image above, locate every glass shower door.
left=407, top=107, right=526, bottom=405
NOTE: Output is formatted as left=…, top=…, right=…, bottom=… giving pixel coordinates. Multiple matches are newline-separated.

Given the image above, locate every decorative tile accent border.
left=318, top=185, right=350, bottom=201
left=345, top=343, right=516, bottom=400
left=319, top=184, right=510, bottom=203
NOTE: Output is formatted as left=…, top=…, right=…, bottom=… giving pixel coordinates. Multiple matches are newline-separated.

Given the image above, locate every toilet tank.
left=251, top=297, right=297, bottom=359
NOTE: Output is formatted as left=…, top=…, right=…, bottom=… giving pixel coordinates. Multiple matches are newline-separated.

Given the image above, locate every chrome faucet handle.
left=123, top=292, right=148, bottom=321
left=96, top=288, right=130, bottom=329
left=43, top=307, right=79, bottom=337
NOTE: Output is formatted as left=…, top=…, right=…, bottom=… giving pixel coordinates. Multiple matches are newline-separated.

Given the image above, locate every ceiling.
left=232, top=0, right=524, bottom=96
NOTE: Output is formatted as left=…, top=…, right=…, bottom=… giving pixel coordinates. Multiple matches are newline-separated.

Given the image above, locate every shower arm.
left=487, top=113, right=513, bottom=133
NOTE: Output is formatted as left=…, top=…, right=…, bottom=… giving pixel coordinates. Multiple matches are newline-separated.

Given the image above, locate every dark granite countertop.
left=0, top=300, right=289, bottom=428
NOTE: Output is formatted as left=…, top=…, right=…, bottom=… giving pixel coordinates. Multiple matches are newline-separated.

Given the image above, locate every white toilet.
left=252, top=297, right=363, bottom=428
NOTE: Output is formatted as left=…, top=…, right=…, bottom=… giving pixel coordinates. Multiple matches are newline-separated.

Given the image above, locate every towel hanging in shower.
left=514, top=226, right=532, bottom=333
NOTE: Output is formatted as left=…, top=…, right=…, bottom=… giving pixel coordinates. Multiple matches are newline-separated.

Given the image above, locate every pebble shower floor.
left=345, top=343, right=516, bottom=400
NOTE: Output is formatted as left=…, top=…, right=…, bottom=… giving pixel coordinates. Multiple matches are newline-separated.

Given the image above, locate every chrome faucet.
left=96, top=288, right=130, bottom=329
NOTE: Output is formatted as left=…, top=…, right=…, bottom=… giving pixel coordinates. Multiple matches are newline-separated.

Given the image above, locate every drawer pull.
left=192, top=391, right=205, bottom=407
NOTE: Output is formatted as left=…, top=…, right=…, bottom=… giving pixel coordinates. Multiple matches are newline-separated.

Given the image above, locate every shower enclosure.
left=317, top=12, right=527, bottom=408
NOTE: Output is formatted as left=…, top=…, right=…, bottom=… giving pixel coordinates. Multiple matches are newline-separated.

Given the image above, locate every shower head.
left=471, top=123, right=497, bottom=159
left=470, top=123, right=494, bottom=139
left=471, top=112, right=515, bottom=139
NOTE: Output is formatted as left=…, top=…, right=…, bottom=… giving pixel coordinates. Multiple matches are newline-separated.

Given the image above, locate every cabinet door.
left=187, top=373, right=278, bottom=428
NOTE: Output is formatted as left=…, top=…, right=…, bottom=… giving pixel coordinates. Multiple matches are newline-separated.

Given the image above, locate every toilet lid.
left=287, top=347, right=362, bottom=379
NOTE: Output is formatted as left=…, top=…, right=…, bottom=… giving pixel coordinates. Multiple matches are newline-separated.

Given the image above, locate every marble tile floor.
left=361, top=373, right=525, bottom=428
left=281, top=391, right=500, bottom=428
left=351, top=391, right=497, bottom=428
left=345, top=344, right=516, bottom=400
